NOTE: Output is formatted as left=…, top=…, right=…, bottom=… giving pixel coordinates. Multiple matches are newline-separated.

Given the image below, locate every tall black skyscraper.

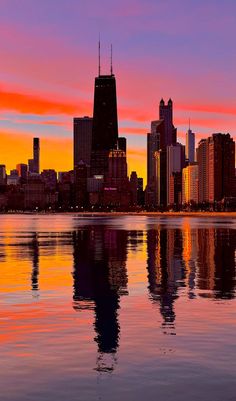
left=33, top=138, right=40, bottom=174
left=90, top=46, right=119, bottom=177
left=28, top=137, right=40, bottom=174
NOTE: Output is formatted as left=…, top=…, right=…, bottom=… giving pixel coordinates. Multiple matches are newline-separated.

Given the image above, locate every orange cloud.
left=0, top=87, right=91, bottom=116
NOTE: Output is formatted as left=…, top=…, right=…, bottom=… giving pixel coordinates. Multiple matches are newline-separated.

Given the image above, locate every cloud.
left=0, top=87, right=91, bottom=116
left=176, top=102, right=236, bottom=117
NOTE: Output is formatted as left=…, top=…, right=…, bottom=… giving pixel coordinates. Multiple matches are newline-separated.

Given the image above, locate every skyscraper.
left=166, top=143, right=185, bottom=205
left=91, top=70, right=119, bottom=177
left=182, top=164, right=199, bottom=204
left=197, top=139, right=209, bottom=203
left=73, top=116, right=93, bottom=169
left=186, top=127, right=195, bottom=163
left=151, top=99, right=177, bottom=207
left=159, top=98, right=177, bottom=148
left=28, top=137, right=40, bottom=174
left=33, top=138, right=40, bottom=174
left=146, top=120, right=164, bottom=206
left=197, top=133, right=235, bottom=204
left=208, top=133, right=235, bottom=202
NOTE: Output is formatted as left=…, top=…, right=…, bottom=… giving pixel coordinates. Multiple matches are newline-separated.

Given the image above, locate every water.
left=0, top=214, right=236, bottom=401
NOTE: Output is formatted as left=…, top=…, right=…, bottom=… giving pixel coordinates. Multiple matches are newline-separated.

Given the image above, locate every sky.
left=1, top=0, right=236, bottom=182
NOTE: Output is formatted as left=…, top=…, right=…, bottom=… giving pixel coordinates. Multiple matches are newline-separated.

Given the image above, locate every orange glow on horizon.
left=0, top=130, right=147, bottom=183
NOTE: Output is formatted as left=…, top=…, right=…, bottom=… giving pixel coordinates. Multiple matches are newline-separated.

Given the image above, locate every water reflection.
left=197, top=228, right=236, bottom=299
left=147, top=229, right=185, bottom=335
left=0, top=218, right=236, bottom=378
left=30, top=234, right=40, bottom=294
left=72, top=226, right=128, bottom=372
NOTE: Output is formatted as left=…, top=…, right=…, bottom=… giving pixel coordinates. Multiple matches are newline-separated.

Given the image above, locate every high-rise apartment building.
left=182, top=164, right=199, bottom=204
left=208, top=133, right=235, bottom=202
left=166, top=143, right=185, bottom=205
left=186, top=128, right=195, bottom=163
left=73, top=116, right=93, bottom=169
left=197, top=133, right=235, bottom=204
left=197, top=139, right=209, bottom=203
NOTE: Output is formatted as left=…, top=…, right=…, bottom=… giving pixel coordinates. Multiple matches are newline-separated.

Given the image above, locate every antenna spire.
left=98, top=35, right=101, bottom=76
left=189, top=117, right=191, bottom=130
left=110, top=44, right=113, bottom=75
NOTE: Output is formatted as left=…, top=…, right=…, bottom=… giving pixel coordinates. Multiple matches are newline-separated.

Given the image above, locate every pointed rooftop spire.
left=98, top=34, right=101, bottom=76
left=110, top=44, right=113, bottom=75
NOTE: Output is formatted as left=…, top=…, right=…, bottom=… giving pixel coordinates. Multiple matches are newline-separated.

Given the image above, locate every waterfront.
left=0, top=215, right=236, bottom=401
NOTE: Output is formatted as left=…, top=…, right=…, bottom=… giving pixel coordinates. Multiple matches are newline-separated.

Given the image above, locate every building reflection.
left=146, top=224, right=236, bottom=332
left=182, top=223, right=198, bottom=299
left=29, top=233, right=40, bottom=294
left=197, top=228, right=236, bottom=299
left=147, top=228, right=185, bottom=335
left=72, top=226, right=128, bottom=372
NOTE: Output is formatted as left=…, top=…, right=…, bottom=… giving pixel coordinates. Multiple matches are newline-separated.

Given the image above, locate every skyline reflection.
left=0, top=216, right=236, bottom=400
left=72, top=226, right=128, bottom=372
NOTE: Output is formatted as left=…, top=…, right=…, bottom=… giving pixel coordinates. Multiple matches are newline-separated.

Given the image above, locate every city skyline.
left=1, top=0, right=236, bottom=181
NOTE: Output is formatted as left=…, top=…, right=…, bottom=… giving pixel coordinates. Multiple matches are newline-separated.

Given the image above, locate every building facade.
left=73, top=116, right=93, bottom=169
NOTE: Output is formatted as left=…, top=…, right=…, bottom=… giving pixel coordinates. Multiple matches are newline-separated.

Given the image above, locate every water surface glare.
left=0, top=215, right=236, bottom=401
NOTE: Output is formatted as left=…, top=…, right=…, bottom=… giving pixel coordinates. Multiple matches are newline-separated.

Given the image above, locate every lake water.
left=0, top=214, right=236, bottom=401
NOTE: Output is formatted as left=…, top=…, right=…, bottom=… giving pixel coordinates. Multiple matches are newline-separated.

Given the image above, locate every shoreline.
left=1, top=211, right=236, bottom=218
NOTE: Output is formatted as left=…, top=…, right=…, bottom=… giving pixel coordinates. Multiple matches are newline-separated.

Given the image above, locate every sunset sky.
left=1, top=0, right=236, bottom=182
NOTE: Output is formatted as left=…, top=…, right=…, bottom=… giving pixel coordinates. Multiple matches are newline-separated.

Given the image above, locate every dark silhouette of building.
left=102, top=149, right=130, bottom=208
left=16, top=163, right=28, bottom=182
left=117, top=137, right=127, bottom=153
left=167, top=143, right=185, bottom=206
left=91, top=71, right=119, bottom=177
left=73, top=116, right=93, bottom=170
left=130, top=171, right=138, bottom=205
left=155, top=148, right=167, bottom=207
left=41, top=169, right=57, bottom=191
left=146, top=120, right=163, bottom=206
left=197, top=133, right=235, bottom=205
left=24, top=176, right=46, bottom=209
left=197, top=139, right=209, bottom=203
left=28, top=137, right=40, bottom=174
left=159, top=98, right=177, bottom=148
left=137, top=177, right=144, bottom=206
left=0, top=165, right=7, bottom=186
left=208, top=133, right=235, bottom=202
left=146, top=99, right=177, bottom=208
left=74, top=161, right=88, bottom=207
